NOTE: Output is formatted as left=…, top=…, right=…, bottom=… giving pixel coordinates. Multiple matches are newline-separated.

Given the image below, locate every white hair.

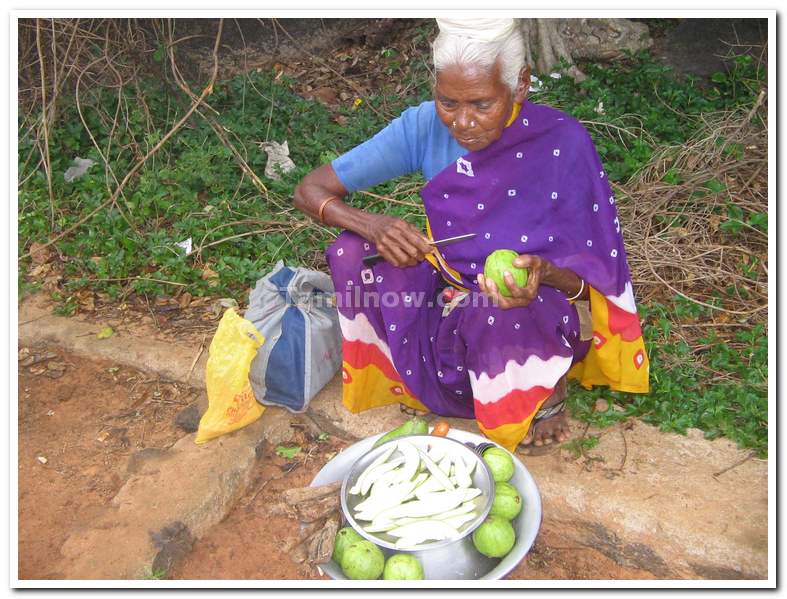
left=432, top=19, right=526, bottom=92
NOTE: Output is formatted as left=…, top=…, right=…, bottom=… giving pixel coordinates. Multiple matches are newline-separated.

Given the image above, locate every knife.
left=361, top=233, right=477, bottom=266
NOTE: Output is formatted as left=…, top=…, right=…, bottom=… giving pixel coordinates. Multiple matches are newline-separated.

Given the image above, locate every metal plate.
left=310, top=428, right=542, bottom=580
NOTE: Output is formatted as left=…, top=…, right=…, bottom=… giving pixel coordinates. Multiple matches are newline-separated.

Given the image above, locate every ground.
left=18, top=345, right=654, bottom=581
left=17, top=345, right=185, bottom=579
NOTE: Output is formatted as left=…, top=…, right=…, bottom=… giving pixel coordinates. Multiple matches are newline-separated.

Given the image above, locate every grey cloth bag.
left=245, top=260, right=342, bottom=413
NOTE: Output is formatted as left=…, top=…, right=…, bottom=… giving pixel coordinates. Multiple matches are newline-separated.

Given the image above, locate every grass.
left=17, top=26, right=768, bottom=456
left=566, top=302, right=768, bottom=457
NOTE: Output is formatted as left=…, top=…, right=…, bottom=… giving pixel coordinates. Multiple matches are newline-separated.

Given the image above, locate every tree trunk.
left=520, top=18, right=653, bottom=82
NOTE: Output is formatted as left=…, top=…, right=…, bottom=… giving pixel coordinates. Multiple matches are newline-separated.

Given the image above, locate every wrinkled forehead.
left=435, top=61, right=508, bottom=94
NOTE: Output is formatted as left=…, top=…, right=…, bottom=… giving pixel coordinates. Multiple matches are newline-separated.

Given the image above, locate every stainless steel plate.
left=310, top=428, right=542, bottom=580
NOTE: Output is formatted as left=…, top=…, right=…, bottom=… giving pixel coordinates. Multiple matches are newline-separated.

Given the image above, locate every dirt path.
left=17, top=344, right=191, bottom=579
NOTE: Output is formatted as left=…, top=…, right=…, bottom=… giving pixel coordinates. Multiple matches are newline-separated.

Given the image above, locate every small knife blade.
left=362, top=233, right=476, bottom=266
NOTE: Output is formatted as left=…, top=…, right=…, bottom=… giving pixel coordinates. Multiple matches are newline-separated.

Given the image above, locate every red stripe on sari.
left=474, top=385, right=552, bottom=430
left=605, top=297, right=643, bottom=342
left=342, top=338, right=403, bottom=385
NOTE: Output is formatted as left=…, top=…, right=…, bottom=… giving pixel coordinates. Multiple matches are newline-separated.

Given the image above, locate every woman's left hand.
left=477, top=254, right=550, bottom=310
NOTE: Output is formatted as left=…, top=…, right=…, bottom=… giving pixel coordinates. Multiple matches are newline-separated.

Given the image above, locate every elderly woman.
left=293, top=18, right=649, bottom=452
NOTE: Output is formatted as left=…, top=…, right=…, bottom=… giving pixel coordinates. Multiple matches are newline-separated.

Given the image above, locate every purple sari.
left=327, top=101, right=649, bottom=450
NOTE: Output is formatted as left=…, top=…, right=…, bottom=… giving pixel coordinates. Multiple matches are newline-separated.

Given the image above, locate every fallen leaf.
left=36, top=456, right=48, bottom=465
left=97, top=326, right=115, bottom=339
left=154, top=295, right=174, bottom=306
left=18, top=348, right=30, bottom=361
left=29, top=242, right=54, bottom=265
left=46, top=410, right=55, bottom=417
left=43, top=275, right=63, bottom=294
left=29, top=263, right=52, bottom=278
left=21, top=352, right=55, bottom=367
left=80, top=295, right=96, bottom=312
left=201, top=266, right=220, bottom=287
left=312, top=86, right=339, bottom=105
left=178, top=292, right=192, bottom=309
left=96, top=430, right=110, bottom=443
left=275, top=446, right=302, bottom=459
left=211, top=298, right=239, bottom=319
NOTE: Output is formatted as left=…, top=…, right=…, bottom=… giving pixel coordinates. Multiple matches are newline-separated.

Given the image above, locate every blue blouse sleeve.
left=331, top=102, right=434, bottom=193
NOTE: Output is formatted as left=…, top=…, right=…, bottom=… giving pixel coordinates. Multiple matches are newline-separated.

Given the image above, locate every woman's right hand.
left=366, top=214, right=433, bottom=268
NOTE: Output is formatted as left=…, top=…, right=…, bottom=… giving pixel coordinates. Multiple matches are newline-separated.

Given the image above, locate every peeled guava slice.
left=472, top=514, right=516, bottom=558
left=382, top=553, right=425, bottom=580
left=340, top=539, right=385, bottom=580
left=484, top=249, right=528, bottom=297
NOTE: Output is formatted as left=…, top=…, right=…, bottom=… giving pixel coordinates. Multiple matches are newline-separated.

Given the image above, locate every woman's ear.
left=513, top=65, right=531, bottom=104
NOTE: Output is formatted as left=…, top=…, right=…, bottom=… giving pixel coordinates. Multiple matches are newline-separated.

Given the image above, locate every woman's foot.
left=520, top=377, right=569, bottom=447
left=399, top=404, right=421, bottom=416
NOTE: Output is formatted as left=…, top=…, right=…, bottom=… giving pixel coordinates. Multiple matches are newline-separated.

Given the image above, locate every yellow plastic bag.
left=195, top=308, right=266, bottom=444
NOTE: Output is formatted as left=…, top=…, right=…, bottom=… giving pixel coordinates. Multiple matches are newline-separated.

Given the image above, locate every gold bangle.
left=318, top=196, right=339, bottom=224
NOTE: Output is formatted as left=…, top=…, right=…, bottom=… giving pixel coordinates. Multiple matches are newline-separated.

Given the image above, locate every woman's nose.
left=455, top=108, right=473, bottom=130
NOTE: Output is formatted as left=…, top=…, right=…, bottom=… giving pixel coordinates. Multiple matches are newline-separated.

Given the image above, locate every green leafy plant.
left=567, top=299, right=768, bottom=457
left=562, top=435, right=600, bottom=459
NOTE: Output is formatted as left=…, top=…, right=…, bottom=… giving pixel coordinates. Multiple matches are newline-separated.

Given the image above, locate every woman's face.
left=435, top=61, right=525, bottom=153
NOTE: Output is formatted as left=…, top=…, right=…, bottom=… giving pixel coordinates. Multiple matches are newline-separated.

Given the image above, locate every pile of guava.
left=471, top=446, right=522, bottom=558
left=333, top=527, right=424, bottom=580
left=333, top=443, right=526, bottom=577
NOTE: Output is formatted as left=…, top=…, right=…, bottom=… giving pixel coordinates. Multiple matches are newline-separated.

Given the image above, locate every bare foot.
left=527, top=411, right=571, bottom=446
left=520, top=377, right=569, bottom=447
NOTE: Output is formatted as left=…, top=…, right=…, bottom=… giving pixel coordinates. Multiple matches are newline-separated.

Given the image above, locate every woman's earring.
left=470, top=120, right=476, bottom=128
left=452, top=121, right=457, bottom=128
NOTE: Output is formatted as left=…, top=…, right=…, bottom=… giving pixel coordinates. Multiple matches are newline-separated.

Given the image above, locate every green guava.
left=482, top=446, right=515, bottom=482
left=484, top=249, right=528, bottom=297
left=373, top=417, right=429, bottom=448
left=332, top=527, right=364, bottom=565
left=490, top=481, right=523, bottom=520
left=340, top=540, right=386, bottom=580
left=382, top=553, right=425, bottom=580
left=472, top=515, right=516, bottom=558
